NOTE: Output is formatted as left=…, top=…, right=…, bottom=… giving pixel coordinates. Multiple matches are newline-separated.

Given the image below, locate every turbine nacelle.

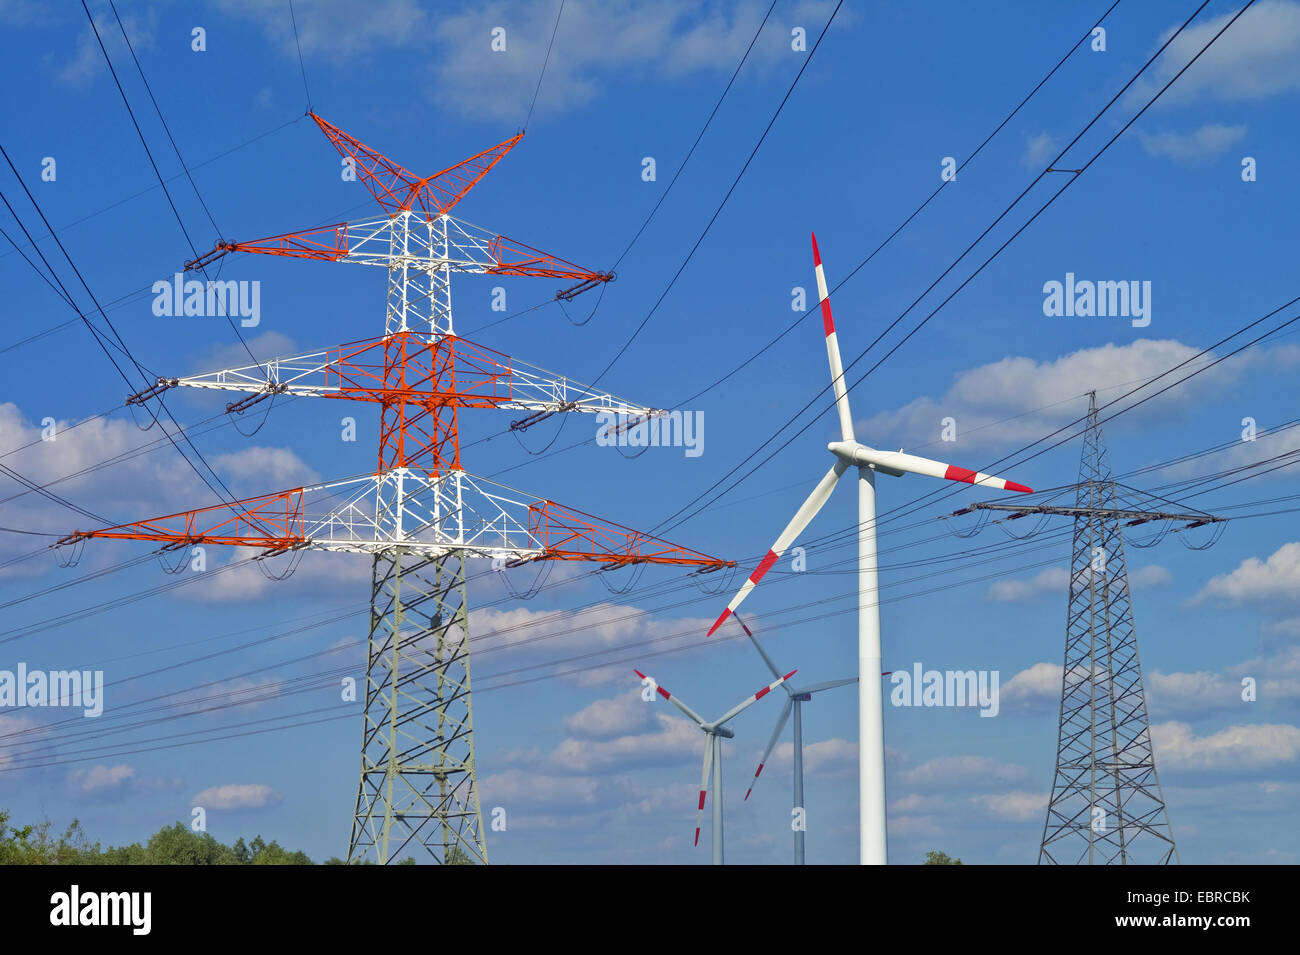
left=827, top=441, right=1033, bottom=493
left=827, top=441, right=905, bottom=477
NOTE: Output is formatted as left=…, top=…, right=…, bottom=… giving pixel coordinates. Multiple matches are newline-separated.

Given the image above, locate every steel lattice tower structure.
left=62, top=114, right=733, bottom=865
left=1037, top=395, right=1178, bottom=864
left=956, top=394, right=1228, bottom=864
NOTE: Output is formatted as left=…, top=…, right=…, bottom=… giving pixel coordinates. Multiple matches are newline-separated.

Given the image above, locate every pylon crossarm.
left=445, top=215, right=613, bottom=284
left=310, top=112, right=522, bottom=217
left=958, top=502, right=1226, bottom=524
left=183, top=216, right=395, bottom=271
left=166, top=332, right=653, bottom=418
left=61, top=470, right=733, bottom=569
left=524, top=499, right=733, bottom=568
left=182, top=213, right=611, bottom=293
left=58, top=487, right=308, bottom=550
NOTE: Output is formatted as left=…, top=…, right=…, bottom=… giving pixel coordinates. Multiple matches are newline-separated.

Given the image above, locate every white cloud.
left=0, top=401, right=192, bottom=537
left=211, top=446, right=321, bottom=494
left=1146, top=669, right=1239, bottom=718
left=212, top=0, right=848, bottom=121
left=1132, top=564, right=1173, bottom=589
left=855, top=340, right=1233, bottom=453
left=176, top=545, right=369, bottom=603
left=970, top=789, right=1046, bottom=822
left=214, top=0, right=428, bottom=58
left=471, top=603, right=712, bottom=687
left=192, top=782, right=282, bottom=810
left=1266, top=617, right=1300, bottom=637
left=478, top=768, right=604, bottom=809
left=1004, top=657, right=1270, bottom=721
left=563, top=688, right=655, bottom=739
left=900, top=755, right=1032, bottom=792
left=68, top=763, right=134, bottom=796
left=0, top=713, right=46, bottom=771
left=429, top=1, right=839, bottom=121
left=1152, top=720, right=1300, bottom=771
left=0, top=0, right=55, bottom=26
left=771, top=737, right=857, bottom=777
left=1138, top=123, right=1247, bottom=163
left=188, top=331, right=297, bottom=376
left=1022, top=131, right=1057, bottom=167
left=999, top=662, right=1063, bottom=714
left=986, top=567, right=1067, bottom=603
left=0, top=401, right=336, bottom=588
left=58, top=11, right=156, bottom=87
left=1167, top=421, right=1300, bottom=485
left=1132, top=1, right=1300, bottom=106
left=1196, top=542, right=1300, bottom=604
left=551, top=710, right=699, bottom=773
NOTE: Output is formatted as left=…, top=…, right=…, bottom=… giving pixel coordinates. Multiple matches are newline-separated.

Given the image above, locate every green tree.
left=2, top=808, right=316, bottom=865
left=445, top=844, right=474, bottom=865
left=141, top=822, right=240, bottom=865
left=0, top=811, right=99, bottom=865
left=923, top=849, right=963, bottom=865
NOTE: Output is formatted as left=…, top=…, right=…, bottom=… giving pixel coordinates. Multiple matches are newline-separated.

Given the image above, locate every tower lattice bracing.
left=352, top=209, right=478, bottom=865
left=1038, top=395, right=1178, bottom=865
left=351, top=548, right=484, bottom=864
left=62, top=114, right=734, bottom=865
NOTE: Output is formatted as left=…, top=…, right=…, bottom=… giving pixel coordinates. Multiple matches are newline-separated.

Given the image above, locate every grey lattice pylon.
left=349, top=548, right=486, bottom=864
left=1038, top=394, right=1178, bottom=865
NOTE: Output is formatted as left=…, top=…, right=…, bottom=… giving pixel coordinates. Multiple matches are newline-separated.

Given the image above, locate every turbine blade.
left=811, top=232, right=855, bottom=442
left=743, top=626, right=785, bottom=683
left=634, top=669, right=707, bottom=727
left=716, top=670, right=796, bottom=727
left=707, top=462, right=847, bottom=637
left=695, top=736, right=715, bottom=847
left=801, top=677, right=858, bottom=694
left=745, top=697, right=793, bottom=801
left=834, top=444, right=1033, bottom=493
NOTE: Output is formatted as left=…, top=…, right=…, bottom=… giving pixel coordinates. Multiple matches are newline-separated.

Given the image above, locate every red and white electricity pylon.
left=60, top=114, right=732, bottom=865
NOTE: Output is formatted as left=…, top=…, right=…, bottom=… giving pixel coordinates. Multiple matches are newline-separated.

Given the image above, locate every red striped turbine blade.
left=746, top=697, right=793, bottom=801
left=695, top=737, right=714, bottom=847
left=715, top=670, right=797, bottom=728
left=831, top=443, right=1033, bottom=494
left=706, top=462, right=847, bottom=636
left=811, top=232, right=855, bottom=443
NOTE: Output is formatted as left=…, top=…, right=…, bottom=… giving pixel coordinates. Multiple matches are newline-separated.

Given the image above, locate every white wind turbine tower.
left=706, top=233, right=1034, bottom=865
left=634, top=667, right=794, bottom=865
left=733, top=617, right=855, bottom=865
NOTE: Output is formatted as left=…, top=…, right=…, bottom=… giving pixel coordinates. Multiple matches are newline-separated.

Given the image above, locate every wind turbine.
left=634, top=667, right=794, bottom=865
left=706, top=233, right=1034, bottom=865
left=734, top=617, right=855, bottom=865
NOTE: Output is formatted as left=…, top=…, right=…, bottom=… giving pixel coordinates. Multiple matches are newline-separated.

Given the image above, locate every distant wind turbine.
left=634, top=667, right=794, bottom=865
left=706, top=233, right=1034, bottom=865
left=734, top=618, right=855, bottom=865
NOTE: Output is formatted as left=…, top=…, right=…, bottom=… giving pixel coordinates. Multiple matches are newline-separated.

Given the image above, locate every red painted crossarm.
left=59, top=489, right=307, bottom=550
left=184, top=222, right=351, bottom=271
left=527, top=501, right=733, bottom=568
left=486, top=234, right=614, bottom=283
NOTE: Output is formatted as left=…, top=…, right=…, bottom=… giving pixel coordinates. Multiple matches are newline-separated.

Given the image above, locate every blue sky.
left=1, top=0, right=1299, bottom=864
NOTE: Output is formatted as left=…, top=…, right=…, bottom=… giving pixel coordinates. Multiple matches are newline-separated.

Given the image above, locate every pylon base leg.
left=349, top=548, right=487, bottom=864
